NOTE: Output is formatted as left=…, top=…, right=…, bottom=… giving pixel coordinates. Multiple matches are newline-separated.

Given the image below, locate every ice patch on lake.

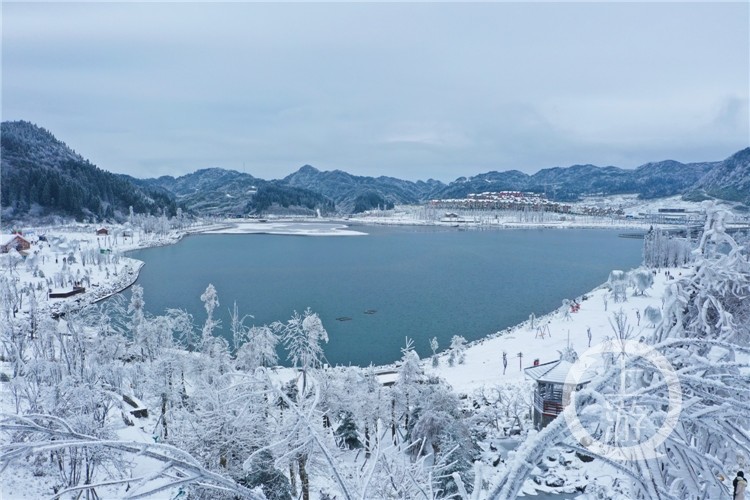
left=202, top=222, right=367, bottom=236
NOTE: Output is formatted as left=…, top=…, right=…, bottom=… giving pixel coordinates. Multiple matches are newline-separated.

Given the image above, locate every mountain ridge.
left=1, top=120, right=178, bottom=222
left=2, top=120, right=748, bottom=221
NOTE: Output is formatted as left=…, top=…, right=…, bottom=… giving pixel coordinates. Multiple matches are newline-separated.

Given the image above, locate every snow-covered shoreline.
left=9, top=215, right=664, bottom=326
left=425, top=268, right=680, bottom=392
left=5, top=205, right=748, bottom=500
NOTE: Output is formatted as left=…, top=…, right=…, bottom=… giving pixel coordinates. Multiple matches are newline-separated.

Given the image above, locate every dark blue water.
left=127, top=226, right=642, bottom=366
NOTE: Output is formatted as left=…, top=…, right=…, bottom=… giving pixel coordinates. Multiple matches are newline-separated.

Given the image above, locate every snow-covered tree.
left=429, top=337, right=440, bottom=367
left=166, top=307, right=196, bottom=351
left=171, top=370, right=267, bottom=481
left=630, top=268, right=654, bottom=296
left=407, top=377, right=476, bottom=497
left=274, top=308, right=328, bottom=394
left=334, top=411, right=362, bottom=450
left=200, top=283, right=221, bottom=350
left=608, top=270, right=628, bottom=303
left=236, top=325, right=279, bottom=371
left=1, top=414, right=264, bottom=499
left=239, top=449, right=292, bottom=500
left=472, top=381, right=533, bottom=435
left=491, top=203, right=750, bottom=499
left=644, top=227, right=695, bottom=268
left=643, top=305, right=662, bottom=327
left=448, top=335, right=467, bottom=366
left=229, top=301, right=250, bottom=352
left=395, top=338, right=424, bottom=442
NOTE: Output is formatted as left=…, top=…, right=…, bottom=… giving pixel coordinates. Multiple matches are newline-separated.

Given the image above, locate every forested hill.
left=430, top=160, right=720, bottom=201
left=274, top=152, right=745, bottom=207
left=144, top=168, right=335, bottom=216
left=685, top=147, right=750, bottom=205
left=2, top=120, right=748, bottom=221
left=280, top=165, right=445, bottom=213
left=0, top=121, right=334, bottom=221
left=1, top=121, right=177, bottom=222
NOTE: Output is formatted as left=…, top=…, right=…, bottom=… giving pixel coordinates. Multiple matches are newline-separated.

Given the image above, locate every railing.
left=534, top=392, right=565, bottom=416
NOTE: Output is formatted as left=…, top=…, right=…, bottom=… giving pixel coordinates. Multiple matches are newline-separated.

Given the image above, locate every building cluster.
left=642, top=208, right=704, bottom=225
left=429, top=191, right=571, bottom=213
left=573, top=205, right=625, bottom=217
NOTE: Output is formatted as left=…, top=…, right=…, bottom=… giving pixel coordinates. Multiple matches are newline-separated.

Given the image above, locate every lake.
left=127, top=225, right=643, bottom=366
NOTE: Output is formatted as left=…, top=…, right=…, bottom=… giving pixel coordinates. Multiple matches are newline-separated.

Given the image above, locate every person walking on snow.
left=735, top=471, right=747, bottom=499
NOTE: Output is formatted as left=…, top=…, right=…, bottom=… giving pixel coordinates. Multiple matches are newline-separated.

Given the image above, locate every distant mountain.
left=433, top=170, right=533, bottom=200
left=685, top=148, right=750, bottom=204
left=145, top=168, right=264, bottom=215
left=2, top=120, right=747, bottom=221
left=432, top=159, right=718, bottom=202
left=144, top=168, right=335, bottom=216
left=281, top=165, right=445, bottom=212
left=0, top=121, right=177, bottom=222
left=632, top=160, right=718, bottom=199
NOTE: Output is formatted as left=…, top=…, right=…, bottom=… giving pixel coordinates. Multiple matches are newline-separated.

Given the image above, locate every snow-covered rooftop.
left=524, top=359, right=594, bottom=385
left=1, top=234, right=29, bottom=246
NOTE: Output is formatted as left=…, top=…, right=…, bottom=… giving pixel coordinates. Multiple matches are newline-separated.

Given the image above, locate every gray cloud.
left=2, top=2, right=748, bottom=181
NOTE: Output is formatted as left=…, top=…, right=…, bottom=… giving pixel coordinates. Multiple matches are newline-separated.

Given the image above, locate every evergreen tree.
left=334, top=411, right=362, bottom=450
left=239, top=450, right=293, bottom=500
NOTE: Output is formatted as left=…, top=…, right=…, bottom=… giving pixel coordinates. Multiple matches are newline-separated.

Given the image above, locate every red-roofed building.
left=1, top=234, right=31, bottom=253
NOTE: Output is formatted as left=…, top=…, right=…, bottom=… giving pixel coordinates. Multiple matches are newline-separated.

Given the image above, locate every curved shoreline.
left=45, top=219, right=647, bottom=371
left=124, top=222, right=643, bottom=369
left=61, top=218, right=642, bottom=316
left=46, top=230, right=190, bottom=316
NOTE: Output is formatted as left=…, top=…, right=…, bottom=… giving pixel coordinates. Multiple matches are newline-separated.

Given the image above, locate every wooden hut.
left=96, top=228, right=109, bottom=236
left=525, top=359, right=594, bottom=429
left=1, top=234, right=31, bottom=253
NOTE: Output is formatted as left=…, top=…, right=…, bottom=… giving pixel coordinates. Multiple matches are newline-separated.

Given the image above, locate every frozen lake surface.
left=128, top=225, right=642, bottom=366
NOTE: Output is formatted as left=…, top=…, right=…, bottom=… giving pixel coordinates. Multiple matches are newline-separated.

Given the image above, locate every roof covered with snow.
left=1, top=234, right=29, bottom=246
left=524, top=359, right=594, bottom=385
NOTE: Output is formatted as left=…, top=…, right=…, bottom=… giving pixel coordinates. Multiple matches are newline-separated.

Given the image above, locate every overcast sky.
left=2, top=2, right=748, bottom=182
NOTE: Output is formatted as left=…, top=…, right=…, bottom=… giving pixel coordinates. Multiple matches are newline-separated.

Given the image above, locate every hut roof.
left=1, top=234, right=29, bottom=246
left=524, top=359, right=595, bottom=385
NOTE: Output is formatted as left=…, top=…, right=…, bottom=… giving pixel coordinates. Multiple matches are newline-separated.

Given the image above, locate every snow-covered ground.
left=0, top=224, right=189, bottom=318
left=2, top=202, right=745, bottom=499
left=420, top=267, right=685, bottom=498
left=426, top=268, right=679, bottom=394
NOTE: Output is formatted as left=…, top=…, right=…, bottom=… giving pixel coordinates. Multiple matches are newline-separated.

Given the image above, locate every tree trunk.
left=391, top=398, right=397, bottom=444
left=364, top=424, right=371, bottom=459
left=298, top=454, right=310, bottom=500
left=404, top=393, right=410, bottom=431
left=289, top=463, right=297, bottom=497
left=161, top=393, right=168, bottom=439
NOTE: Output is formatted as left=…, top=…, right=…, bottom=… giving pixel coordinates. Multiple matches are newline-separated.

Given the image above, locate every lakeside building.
left=1, top=234, right=31, bottom=253
left=642, top=209, right=704, bottom=225
left=525, top=359, right=594, bottom=429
